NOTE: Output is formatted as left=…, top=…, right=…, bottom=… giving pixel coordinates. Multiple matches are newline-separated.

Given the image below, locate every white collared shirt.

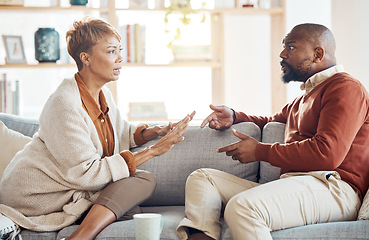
left=300, top=65, right=345, bottom=94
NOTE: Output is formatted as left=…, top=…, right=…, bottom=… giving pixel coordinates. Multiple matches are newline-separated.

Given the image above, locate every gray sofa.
left=0, top=112, right=368, bottom=240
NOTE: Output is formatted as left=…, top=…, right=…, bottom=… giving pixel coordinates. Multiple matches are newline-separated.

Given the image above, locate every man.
left=176, top=23, right=369, bottom=240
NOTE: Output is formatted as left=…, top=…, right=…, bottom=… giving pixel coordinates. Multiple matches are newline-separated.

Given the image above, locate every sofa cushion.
left=132, top=122, right=261, bottom=206
left=0, top=121, right=31, bottom=179
left=270, top=220, right=369, bottom=240
left=358, top=189, right=369, bottom=220
left=259, top=122, right=285, bottom=184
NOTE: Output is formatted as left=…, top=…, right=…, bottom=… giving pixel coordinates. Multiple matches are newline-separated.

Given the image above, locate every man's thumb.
left=209, top=104, right=219, bottom=111
left=232, top=129, right=248, bottom=140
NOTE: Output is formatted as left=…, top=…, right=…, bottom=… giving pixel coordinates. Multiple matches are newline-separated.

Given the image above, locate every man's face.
left=279, top=29, right=315, bottom=83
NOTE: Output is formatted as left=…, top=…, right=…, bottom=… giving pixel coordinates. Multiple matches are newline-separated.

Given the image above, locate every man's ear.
left=80, top=52, right=90, bottom=65
left=314, top=47, right=324, bottom=63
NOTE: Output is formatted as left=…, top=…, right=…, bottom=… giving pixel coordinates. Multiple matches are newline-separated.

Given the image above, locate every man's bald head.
left=291, top=23, right=336, bottom=64
left=280, top=23, right=337, bottom=83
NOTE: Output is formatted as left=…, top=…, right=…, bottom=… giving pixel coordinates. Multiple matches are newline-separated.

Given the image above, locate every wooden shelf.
left=0, top=5, right=108, bottom=12
left=114, top=7, right=283, bottom=15
left=0, top=62, right=220, bottom=69
left=0, top=5, right=283, bottom=15
left=212, top=7, right=283, bottom=15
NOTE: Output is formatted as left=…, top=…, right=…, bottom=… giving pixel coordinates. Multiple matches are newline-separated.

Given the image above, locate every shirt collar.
left=300, top=65, right=345, bottom=94
left=75, top=73, right=109, bottom=121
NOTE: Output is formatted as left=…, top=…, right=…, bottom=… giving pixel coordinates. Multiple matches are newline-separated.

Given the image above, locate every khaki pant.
left=95, top=170, right=156, bottom=220
left=177, top=168, right=360, bottom=240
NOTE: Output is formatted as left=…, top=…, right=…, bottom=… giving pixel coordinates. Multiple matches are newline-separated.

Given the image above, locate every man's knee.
left=224, top=193, right=254, bottom=225
left=187, top=168, right=217, bottom=184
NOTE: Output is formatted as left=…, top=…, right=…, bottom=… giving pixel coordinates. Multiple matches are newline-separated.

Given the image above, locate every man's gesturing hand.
left=217, top=129, right=258, bottom=164
left=200, top=104, right=234, bottom=130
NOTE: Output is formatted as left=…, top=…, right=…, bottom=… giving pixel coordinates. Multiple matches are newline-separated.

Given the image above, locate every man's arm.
left=257, top=79, right=368, bottom=172
left=201, top=104, right=289, bottom=131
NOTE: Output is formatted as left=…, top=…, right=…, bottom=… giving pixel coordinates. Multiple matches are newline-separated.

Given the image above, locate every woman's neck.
left=78, top=71, right=102, bottom=105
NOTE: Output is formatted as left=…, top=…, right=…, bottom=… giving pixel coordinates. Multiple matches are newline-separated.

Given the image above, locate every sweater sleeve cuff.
left=133, top=124, right=150, bottom=146
left=233, top=111, right=244, bottom=124
left=255, top=142, right=271, bottom=162
left=120, top=150, right=136, bottom=175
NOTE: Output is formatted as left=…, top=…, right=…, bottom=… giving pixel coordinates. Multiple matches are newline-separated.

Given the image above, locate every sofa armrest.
left=259, top=122, right=285, bottom=184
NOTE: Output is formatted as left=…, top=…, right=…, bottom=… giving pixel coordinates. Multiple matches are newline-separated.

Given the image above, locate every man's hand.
left=217, top=129, right=258, bottom=164
left=201, top=104, right=234, bottom=130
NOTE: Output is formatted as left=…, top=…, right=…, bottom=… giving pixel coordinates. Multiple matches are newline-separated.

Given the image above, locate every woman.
left=0, top=17, right=194, bottom=240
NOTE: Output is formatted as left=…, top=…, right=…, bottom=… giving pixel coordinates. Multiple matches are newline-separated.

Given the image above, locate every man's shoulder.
left=323, top=72, right=369, bottom=101
left=326, top=72, right=366, bottom=90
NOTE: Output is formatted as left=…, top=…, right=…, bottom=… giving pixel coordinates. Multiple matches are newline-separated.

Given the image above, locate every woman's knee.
left=134, top=170, right=157, bottom=194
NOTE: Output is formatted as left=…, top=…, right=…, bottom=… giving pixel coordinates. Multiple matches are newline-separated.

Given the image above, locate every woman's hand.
left=150, top=111, right=196, bottom=156
left=157, top=122, right=174, bottom=136
left=142, top=123, right=174, bottom=142
left=134, top=111, right=195, bottom=166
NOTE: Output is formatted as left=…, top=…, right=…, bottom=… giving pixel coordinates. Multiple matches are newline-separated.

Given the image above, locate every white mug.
left=133, top=213, right=163, bottom=240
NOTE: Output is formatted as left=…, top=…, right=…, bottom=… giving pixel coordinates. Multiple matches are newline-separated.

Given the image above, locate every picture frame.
left=2, top=35, right=27, bottom=64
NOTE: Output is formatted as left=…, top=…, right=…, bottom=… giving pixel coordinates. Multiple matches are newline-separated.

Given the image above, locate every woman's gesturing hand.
left=150, top=111, right=196, bottom=156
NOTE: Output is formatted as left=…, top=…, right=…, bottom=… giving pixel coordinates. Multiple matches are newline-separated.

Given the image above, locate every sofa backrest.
left=135, top=122, right=261, bottom=206
left=0, top=113, right=39, bottom=137
left=259, top=122, right=285, bottom=184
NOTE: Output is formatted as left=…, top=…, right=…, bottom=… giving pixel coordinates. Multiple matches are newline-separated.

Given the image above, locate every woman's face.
left=87, top=35, right=123, bottom=84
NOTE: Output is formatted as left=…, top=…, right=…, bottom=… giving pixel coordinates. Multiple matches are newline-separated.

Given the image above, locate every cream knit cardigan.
left=0, top=77, right=140, bottom=231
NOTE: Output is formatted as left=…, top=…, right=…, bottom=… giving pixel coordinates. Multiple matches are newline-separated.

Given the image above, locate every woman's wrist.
left=134, top=146, right=157, bottom=166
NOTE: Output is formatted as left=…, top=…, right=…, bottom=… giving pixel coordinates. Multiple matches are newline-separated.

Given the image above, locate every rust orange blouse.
left=75, top=73, right=148, bottom=175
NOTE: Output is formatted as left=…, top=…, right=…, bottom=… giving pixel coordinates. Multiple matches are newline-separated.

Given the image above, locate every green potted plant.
left=164, top=0, right=206, bottom=49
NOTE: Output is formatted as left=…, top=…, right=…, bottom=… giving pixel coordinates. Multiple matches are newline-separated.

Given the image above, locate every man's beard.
left=281, top=60, right=312, bottom=83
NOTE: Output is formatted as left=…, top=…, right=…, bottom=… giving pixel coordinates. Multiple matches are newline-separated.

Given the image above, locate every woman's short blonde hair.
left=66, top=17, right=121, bottom=71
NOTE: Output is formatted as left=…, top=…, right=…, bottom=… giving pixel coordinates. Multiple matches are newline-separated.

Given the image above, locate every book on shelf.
left=119, top=24, right=146, bottom=64
left=0, top=73, right=20, bottom=115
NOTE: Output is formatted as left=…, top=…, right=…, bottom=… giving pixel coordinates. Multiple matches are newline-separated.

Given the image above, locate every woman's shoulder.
left=40, top=77, right=82, bottom=119
left=48, top=78, right=80, bottom=106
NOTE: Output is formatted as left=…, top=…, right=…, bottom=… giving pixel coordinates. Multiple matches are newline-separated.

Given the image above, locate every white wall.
left=224, top=15, right=272, bottom=116
left=332, top=0, right=369, bottom=90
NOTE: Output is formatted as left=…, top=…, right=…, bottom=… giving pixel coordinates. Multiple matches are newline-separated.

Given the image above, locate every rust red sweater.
left=234, top=73, right=369, bottom=200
